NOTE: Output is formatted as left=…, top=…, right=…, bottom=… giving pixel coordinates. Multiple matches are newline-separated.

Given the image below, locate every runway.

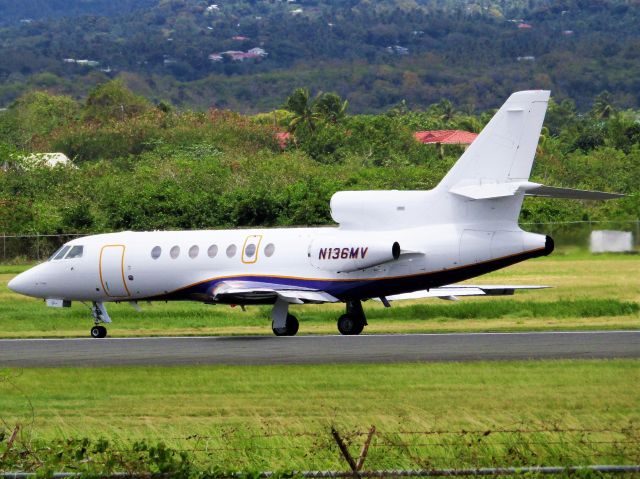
left=0, top=330, right=638, bottom=367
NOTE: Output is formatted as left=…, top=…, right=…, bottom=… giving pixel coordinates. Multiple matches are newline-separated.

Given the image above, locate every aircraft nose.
left=8, top=270, right=36, bottom=297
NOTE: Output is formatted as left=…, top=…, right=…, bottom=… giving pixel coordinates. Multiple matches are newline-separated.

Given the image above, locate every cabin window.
left=53, top=245, right=71, bottom=261
left=66, top=245, right=84, bottom=259
left=245, top=243, right=256, bottom=258
left=264, top=243, right=275, bottom=257
left=189, top=245, right=199, bottom=259
left=170, top=245, right=180, bottom=259
left=208, top=244, right=218, bottom=258
left=151, top=246, right=162, bottom=259
left=226, top=244, right=237, bottom=258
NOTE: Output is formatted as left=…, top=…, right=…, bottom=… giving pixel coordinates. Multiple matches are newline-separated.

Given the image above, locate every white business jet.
left=8, top=91, right=622, bottom=338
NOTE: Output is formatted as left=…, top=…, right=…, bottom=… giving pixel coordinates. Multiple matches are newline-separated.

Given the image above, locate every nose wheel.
left=90, top=301, right=112, bottom=339
left=91, top=325, right=108, bottom=338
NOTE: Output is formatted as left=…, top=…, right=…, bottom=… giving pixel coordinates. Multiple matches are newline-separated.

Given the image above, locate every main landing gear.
left=270, top=297, right=299, bottom=336
left=90, top=301, right=111, bottom=338
left=272, top=314, right=299, bottom=336
left=337, top=300, right=367, bottom=335
left=269, top=298, right=367, bottom=336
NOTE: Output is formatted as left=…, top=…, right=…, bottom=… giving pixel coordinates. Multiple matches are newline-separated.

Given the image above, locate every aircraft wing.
left=211, top=280, right=340, bottom=304
left=379, top=285, right=549, bottom=302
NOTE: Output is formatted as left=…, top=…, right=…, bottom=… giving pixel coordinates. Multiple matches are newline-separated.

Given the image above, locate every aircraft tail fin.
left=437, top=90, right=550, bottom=190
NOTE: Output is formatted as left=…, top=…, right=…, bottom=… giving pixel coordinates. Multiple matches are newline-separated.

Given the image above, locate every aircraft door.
left=99, top=245, right=131, bottom=297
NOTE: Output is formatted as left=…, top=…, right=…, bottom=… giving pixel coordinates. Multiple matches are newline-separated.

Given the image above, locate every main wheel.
left=272, top=314, right=299, bottom=337
left=337, top=314, right=365, bottom=335
left=90, top=325, right=107, bottom=338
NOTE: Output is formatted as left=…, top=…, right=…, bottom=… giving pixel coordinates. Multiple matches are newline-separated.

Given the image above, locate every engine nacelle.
left=309, top=237, right=400, bottom=272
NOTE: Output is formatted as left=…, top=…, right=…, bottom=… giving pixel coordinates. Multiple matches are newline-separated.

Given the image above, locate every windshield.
left=50, top=245, right=71, bottom=261
left=66, top=245, right=83, bottom=259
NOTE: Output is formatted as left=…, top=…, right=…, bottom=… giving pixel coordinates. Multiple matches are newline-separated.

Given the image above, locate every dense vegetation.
left=1, top=0, right=640, bottom=112
left=0, top=81, right=638, bottom=235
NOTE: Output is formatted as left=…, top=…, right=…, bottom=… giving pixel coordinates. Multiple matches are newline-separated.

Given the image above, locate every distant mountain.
left=0, top=0, right=156, bottom=25
left=0, top=0, right=638, bottom=113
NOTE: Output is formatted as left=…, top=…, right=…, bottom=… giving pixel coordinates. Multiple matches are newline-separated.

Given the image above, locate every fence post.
left=356, top=426, right=376, bottom=471
left=331, top=427, right=359, bottom=477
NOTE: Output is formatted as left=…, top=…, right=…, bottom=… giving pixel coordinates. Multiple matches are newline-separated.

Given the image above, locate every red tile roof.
left=414, top=130, right=478, bottom=145
left=276, top=131, right=292, bottom=149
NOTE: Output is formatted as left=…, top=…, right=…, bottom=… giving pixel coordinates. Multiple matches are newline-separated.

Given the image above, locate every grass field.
left=1, top=360, right=639, bottom=471
left=0, top=251, right=638, bottom=338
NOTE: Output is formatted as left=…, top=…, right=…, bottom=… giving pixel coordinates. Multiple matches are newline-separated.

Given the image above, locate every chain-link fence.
left=1, top=221, right=638, bottom=262
left=0, top=234, right=85, bottom=263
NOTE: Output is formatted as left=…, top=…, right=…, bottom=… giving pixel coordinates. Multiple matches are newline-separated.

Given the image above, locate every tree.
left=84, top=79, right=151, bottom=123
left=4, top=91, right=80, bottom=149
left=313, top=92, right=348, bottom=124
left=285, top=88, right=349, bottom=132
left=285, top=88, right=318, bottom=133
left=591, top=91, right=616, bottom=120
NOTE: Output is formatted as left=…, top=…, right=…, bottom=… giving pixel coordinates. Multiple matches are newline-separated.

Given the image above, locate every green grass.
left=1, top=360, right=639, bottom=471
left=1, top=252, right=639, bottom=338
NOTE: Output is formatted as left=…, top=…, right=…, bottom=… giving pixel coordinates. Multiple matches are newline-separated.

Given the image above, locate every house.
left=517, top=56, right=536, bottom=61
left=517, top=23, right=533, bottom=29
left=414, top=130, right=478, bottom=158
left=247, top=47, right=267, bottom=57
left=386, top=45, right=409, bottom=55
left=63, top=58, right=100, bottom=67
left=232, top=35, right=249, bottom=41
left=275, top=132, right=292, bottom=149
left=216, top=48, right=268, bottom=61
left=414, top=130, right=478, bottom=145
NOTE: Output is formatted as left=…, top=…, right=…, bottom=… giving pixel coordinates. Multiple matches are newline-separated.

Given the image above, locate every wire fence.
left=1, top=424, right=640, bottom=477
left=1, top=221, right=638, bottom=262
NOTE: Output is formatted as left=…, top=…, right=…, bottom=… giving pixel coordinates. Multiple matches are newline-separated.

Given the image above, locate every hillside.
left=0, top=0, right=639, bottom=112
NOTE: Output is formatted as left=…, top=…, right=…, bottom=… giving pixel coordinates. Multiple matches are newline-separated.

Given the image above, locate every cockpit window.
left=48, top=246, right=64, bottom=261
left=66, top=245, right=84, bottom=259
left=53, top=245, right=71, bottom=260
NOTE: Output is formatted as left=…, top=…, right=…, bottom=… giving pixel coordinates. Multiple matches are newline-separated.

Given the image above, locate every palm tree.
left=313, top=92, right=348, bottom=123
left=285, top=88, right=317, bottom=133
left=591, top=91, right=616, bottom=120
left=435, top=98, right=456, bottom=122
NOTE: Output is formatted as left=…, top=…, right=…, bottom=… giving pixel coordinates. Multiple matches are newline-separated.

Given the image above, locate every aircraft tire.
left=337, top=314, right=365, bottom=335
left=90, top=325, right=107, bottom=339
left=272, top=314, right=299, bottom=336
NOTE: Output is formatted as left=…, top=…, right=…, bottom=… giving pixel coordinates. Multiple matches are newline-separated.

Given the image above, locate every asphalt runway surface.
left=0, top=330, right=638, bottom=367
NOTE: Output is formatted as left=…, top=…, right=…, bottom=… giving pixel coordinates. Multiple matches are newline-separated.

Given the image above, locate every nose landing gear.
left=91, top=325, right=108, bottom=338
left=90, top=301, right=111, bottom=339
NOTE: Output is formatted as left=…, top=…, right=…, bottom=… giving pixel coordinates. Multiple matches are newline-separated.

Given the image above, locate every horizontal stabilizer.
left=450, top=181, right=624, bottom=201
left=524, top=185, right=625, bottom=200
left=376, top=284, right=549, bottom=302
